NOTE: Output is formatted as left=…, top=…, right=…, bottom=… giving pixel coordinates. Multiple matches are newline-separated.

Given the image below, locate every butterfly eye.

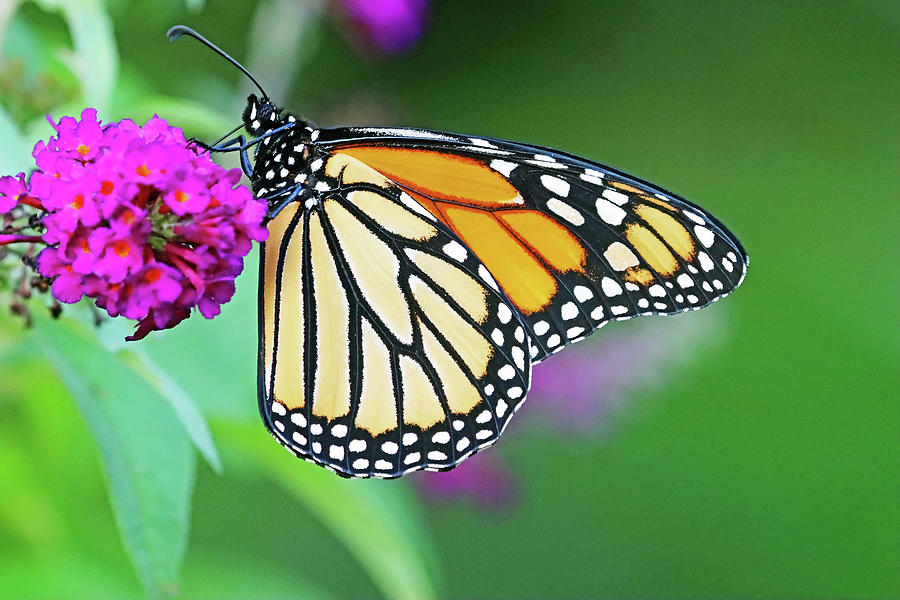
left=259, top=101, right=275, bottom=121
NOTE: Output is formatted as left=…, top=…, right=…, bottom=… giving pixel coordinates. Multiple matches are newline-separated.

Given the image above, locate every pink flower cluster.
left=27, top=109, right=268, bottom=339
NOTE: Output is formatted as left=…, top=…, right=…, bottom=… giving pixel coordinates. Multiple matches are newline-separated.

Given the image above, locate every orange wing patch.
left=497, top=210, right=586, bottom=273
left=441, top=205, right=556, bottom=315
left=340, top=146, right=590, bottom=315
left=634, top=203, right=695, bottom=261
left=339, top=146, right=522, bottom=208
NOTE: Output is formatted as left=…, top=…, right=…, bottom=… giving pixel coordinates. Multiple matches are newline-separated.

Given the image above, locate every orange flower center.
left=113, top=240, right=131, bottom=257
left=143, top=268, right=162, bottom=283
left=175, top=190, right=190, bottom=203
left=76, top=144, right=90, bottom=156
left=81, top=240, right=91, bottom=253
left=136, top=164, right=151, bottom=177
left=71, top=194, right=84, bottom=210
left=122, top=209, right=136, bottom=224
left=100, top=180, right=114, bottom=194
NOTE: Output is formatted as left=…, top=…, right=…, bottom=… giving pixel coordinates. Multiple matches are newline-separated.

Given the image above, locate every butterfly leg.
left=261, top=183, right=304, bottom=218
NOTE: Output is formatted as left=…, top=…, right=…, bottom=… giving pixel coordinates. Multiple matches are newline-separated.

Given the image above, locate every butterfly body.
left=242, top=94, right=748, bottom=479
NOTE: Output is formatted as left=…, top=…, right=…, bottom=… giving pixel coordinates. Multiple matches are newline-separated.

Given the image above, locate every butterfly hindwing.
left=258, top=150, right=532, bottom=478
left=313, top=127, right=749, bottom=362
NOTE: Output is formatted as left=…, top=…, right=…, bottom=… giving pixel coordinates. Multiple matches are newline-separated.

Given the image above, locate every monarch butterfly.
left=169, top=26, right=748, bottom=479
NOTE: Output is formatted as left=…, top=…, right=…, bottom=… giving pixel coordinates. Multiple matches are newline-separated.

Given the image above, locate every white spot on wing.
left=540, top=175, right=570, bottom=197
left=683, top=210, right=705, bottom=224
left=694, top=225, right=715, bottom=248
left=573, top=285, right=594, bottom=302
left=497, top=364, right=516, bottom=380
left=596, top=198, right=626, bottom=225
left=490, top=159, right=517, bottom=177
left=601, top=277, right=623, bottom=297
left=353, top=127, right=457, bottom=141
left=580, top=172, right=605, bottom=185
left=495, top=399, right=508, bottom=417
left=432, top=431, right=450, bottom=444
left=469, top=138, right=497, bottom=148
left=442, top=241, right=467, bottom=262
left=602, top=188, right=629, bottom=206
left=566, top=326, right=584, bottom=338
left=399, top=192, right=437, bottom=221
left=497, top=304, right=512, bottom=324
left=561, top=302, right=578, bottom=320
left=511, top=346, right=525, bottom=370
left=479, top=265, right=499, bottom=290
left=546, top=198, right=584, bottom=226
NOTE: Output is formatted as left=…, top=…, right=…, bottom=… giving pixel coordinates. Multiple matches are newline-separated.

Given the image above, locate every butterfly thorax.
left=243, top=94, right=317, bottom=208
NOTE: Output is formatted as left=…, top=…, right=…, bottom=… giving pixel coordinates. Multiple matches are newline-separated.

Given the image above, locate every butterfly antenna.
left=167, top=25, right=269, bottom=99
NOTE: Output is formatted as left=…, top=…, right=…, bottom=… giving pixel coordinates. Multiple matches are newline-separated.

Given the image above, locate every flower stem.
left=17, top=196, right=44, bottom=210
left=0, top=234, right=44, bottom=246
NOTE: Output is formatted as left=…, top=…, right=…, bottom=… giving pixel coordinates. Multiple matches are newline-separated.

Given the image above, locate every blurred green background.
left=0, top=1, right=897, bottom=598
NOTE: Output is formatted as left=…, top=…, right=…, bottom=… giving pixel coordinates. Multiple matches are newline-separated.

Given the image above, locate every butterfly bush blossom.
left=335, top=0, right=429, bottom=55
left=0, top=109, right=268, bottom=339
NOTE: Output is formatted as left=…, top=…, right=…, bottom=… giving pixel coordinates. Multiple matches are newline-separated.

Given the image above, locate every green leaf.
left=32, top=315, right=195, bottom=600
left=227, top=426, right=440, bottom=600
left=138, top=252, right=260, bottom=422
left=121, top=348, right=223, bottom=474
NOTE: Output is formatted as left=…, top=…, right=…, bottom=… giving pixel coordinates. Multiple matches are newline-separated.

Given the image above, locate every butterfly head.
left=244, top=94, right=283, bottom=137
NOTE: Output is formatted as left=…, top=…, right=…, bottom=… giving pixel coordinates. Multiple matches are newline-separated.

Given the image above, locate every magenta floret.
left=0, top=173, right=28, bottom=213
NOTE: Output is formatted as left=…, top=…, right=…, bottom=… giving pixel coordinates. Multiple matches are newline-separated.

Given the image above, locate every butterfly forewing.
left=258, top=150, right=532, bottom=478
left=314, top=127, right=749, bottom=362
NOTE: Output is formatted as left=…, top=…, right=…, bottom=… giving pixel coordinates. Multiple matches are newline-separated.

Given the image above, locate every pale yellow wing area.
left=258, top=151, right=533, bottom=478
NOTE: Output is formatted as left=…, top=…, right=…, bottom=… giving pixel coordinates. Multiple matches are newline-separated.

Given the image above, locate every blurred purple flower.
left=414, top=315, right=725, bottom=508
left=334, top=0, right=429, bottom=55
left=415, top=450, right=518, bottom=509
